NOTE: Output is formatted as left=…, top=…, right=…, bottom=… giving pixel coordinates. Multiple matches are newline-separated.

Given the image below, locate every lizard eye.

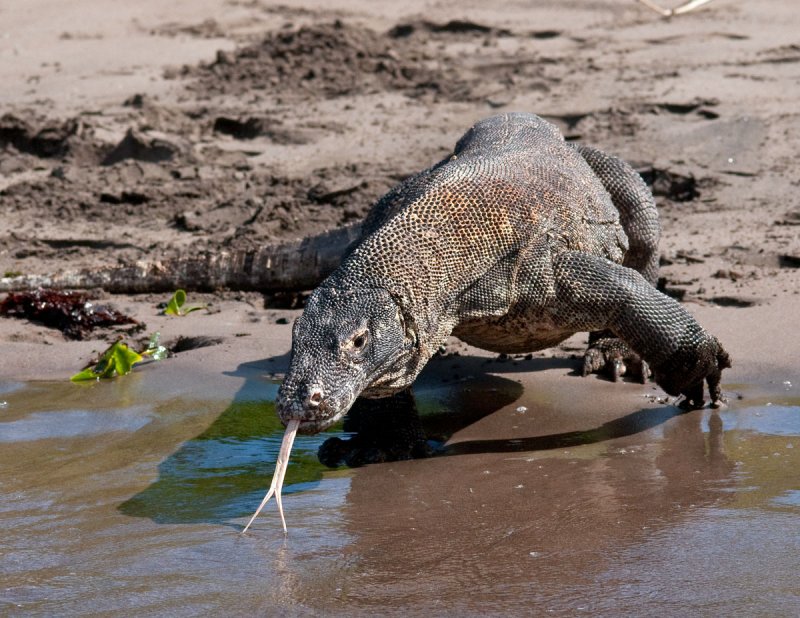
left=342, top=328, right=369, bottom=358
left=342, top=329, right=369, bottom=356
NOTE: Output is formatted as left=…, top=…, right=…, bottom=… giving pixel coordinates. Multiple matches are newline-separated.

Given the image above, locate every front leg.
left=552, top=251, right=731, bottom=408
left=573, top=144, right=661, bottom=384
left=317, top=389, right=433, bottom=467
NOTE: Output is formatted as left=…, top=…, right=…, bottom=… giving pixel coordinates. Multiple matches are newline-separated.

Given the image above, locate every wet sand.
left=2, top=341, right=798, bottom=615
left=1, top=0, right=799, bottom=614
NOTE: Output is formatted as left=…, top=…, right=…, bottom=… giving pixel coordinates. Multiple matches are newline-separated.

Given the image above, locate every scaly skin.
left=276, top=113, right=730, bottom=437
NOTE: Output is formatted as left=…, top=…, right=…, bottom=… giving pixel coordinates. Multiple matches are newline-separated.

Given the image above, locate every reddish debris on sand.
left=0, top=289, right=137, bottom=340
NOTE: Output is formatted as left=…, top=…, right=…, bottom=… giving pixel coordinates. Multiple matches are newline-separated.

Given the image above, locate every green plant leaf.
left=70, top=340, right=144, bottom=382
left=111, top=342, right=143, bottom=375
left=181, top=304, right=206, bottom=315
left=164, top=289, right=187, bottom=316
left=70, top=367, right=102, bottom=382
left=164, top=289, right=206, bottom=316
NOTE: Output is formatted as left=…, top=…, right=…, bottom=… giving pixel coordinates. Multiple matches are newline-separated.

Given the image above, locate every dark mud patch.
left=706, top=295, right=760, bottom=308
left=530, top=30, right=561, bottom=39
left=102, top=128, right=190, bottom=166
left=0, top=113, right=107, bottom=163
left=778, top=254, right=800, bottom=268
left=636, top=165, right=701, bottom=202
left=212, top=115, right=335, bottom=144
left=546, top=99, right=719, bottom=142
left=1, top=150, right=393, bottom=264
left=181, top=20, right=551, bottom=103
left=0, top=289, right=137, bottom=339
left=723, top=246, right=800, bottom=270
left=121, top=94, right=200, bottom=135
left=168, top=335, right=224, bottom=353
left=650, top=98, right=720, bottom=118
left=546, top=108, right=645, bottom=140
left=183, top=20, right=448, bottom=99
left=776, top=210, right=800, bottom=226
left=387, top=19, right=512, bottom=38
left=152, top=18, right=226, bottom=39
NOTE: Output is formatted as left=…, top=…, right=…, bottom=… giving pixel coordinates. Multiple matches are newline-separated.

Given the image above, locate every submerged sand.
left=1, top=0, right=798, bottom=385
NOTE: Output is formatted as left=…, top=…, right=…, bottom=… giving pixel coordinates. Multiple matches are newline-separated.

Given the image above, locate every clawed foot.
left=582, top=337, right=651, bottom=384
left=652, top=334, right=732, bottom=410
left=317, top=389, right=434, bottom=468
left=318, top=434, right=434, bottom=468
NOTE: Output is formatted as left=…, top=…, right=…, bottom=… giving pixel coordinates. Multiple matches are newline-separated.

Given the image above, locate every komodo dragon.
left=243, top=112, right=731, bottom=532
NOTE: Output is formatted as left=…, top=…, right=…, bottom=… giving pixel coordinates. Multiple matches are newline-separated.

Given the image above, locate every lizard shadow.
left=317, top=352, right=686, bottom=466
left=325, top=395, right=687, bottom=465
left=418, top=349, right=686, bottom=457
left=117, top=351, right=679, bottom=524
left=438, top=405, right=686, bottom=457
left=427, top=349, right=648, bottom=383
left=118, top=355, right=301, bottom=526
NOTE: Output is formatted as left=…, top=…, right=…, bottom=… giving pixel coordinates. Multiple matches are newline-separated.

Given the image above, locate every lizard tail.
left=0, top=224, right=362, bottom=294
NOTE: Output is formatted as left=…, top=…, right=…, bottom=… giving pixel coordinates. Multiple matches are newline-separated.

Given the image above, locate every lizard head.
left=275, top=286, right=415, bottom=434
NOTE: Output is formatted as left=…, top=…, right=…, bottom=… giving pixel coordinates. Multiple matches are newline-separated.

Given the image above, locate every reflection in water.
left=332, top=408, right=738, bottom=612
left=772, top=490, right=800, bottom=507
left=0, top=407, right=151, bottom=442
left=1, top=368, right=798, bottom=615
left=119, top=395, right=331, bottom=525
left=119, top=371, right=522, bottom=524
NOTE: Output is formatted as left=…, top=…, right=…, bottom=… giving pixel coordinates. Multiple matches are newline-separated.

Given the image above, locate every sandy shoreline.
left=1, top=0, right=799, bottom=405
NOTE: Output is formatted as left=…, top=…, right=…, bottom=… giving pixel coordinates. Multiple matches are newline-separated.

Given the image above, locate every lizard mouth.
left=276, top=397, right=350, bottom=434
left=296, top=409, right=346, bottom=434
left=277, top=383, right=359, bottom=434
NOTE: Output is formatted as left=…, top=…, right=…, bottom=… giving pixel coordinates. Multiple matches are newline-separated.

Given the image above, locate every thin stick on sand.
left=242, top=419, right=301, bottom=534
left=636, top=0, right=713, bottom=17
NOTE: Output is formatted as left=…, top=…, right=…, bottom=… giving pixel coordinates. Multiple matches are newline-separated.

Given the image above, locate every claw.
left=242, top=419, right=300, bottom=535
left=582, top=337, right=648, bottom=384
left=679, top=381, right=706, bottom=410
left=640, top=360, right=651, bottom=384
left=611, top=358, right=625, bottom=383
left=708, top=345, right=732, bottom=407
left=582, top=349, right=601, bottom=377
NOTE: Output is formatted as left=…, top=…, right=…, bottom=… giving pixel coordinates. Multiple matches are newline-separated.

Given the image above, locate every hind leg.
left=582, top=335, right=651, bottom=383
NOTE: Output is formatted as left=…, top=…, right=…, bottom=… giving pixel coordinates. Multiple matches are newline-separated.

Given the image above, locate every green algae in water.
left=119, top=398, right=337, bottom=524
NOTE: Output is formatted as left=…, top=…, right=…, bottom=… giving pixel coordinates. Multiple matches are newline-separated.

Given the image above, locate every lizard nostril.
left=308, top=388, right=323, bottom=407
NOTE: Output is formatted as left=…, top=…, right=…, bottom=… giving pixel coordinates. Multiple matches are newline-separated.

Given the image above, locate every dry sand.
left=1, top=0, right=798, bottom=393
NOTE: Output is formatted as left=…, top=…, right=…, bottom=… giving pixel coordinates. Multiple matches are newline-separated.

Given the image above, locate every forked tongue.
left=242, top=419, right=300, bottom=534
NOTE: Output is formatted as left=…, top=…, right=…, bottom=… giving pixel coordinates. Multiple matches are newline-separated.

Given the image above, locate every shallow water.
left=1, top=366, right=799, bottom=617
